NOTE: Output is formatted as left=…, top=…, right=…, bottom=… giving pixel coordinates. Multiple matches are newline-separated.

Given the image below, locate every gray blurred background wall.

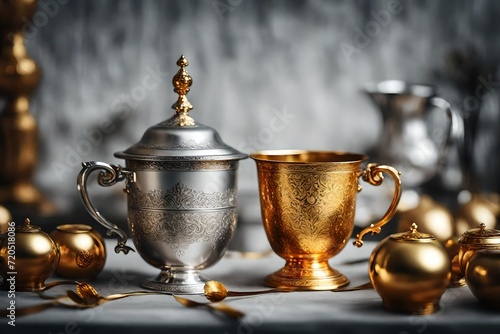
left=3, top=0, right=500, bottom=232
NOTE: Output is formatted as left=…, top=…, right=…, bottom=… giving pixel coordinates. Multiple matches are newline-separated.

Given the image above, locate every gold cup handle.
left=77, top=161, right=136, bottom=254
left=353, top=163, right=402, bottom=247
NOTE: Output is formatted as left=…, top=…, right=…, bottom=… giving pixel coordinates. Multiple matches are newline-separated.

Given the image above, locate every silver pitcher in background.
left=77, top=56, right=247, bottom=294
left=364, top=80, right=459, bottom=189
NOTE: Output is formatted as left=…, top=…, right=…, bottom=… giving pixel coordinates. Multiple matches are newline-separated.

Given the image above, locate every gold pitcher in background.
left=251, top=151, right=401, bottom=290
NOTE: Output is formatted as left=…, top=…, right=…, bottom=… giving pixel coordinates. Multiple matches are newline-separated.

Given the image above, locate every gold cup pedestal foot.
left=264, top=258, right=349, bottom=290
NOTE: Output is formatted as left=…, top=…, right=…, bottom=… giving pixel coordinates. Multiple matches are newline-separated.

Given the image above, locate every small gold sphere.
left=50, top=224, right=106, bottom=280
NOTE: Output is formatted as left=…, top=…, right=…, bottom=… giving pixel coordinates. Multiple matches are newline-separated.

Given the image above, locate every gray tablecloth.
left=1, top=239, right=497, bottom=334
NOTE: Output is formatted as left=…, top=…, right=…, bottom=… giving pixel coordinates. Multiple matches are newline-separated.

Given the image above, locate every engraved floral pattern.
left=128, top=182, right=236, bottom=209
left=140, top=139, right=225, bottom=150
left=258, top=168, right=357, bottom=256
left=75, top=250, right=93, bottom=268
left=126, top=160, right=236, bottom=171
left=129, top=208, right=236, bottom=257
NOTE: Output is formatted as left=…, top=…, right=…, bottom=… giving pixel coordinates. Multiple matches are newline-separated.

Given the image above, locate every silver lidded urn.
left=77, top=56, right=247, bottom=294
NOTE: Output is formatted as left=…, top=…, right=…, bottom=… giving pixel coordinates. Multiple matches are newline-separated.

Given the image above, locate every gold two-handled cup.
left=251, top=150, right=402, bottom=290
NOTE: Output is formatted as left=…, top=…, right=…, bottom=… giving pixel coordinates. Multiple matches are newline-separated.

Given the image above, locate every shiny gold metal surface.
left=397, top=195, right=460, bottom=286
left=204, top=280, right=293, bottom=302
left=0, top=218, right=59, bottom=291
left=49, top=224, right=106, bottom=279
left=0, top=204, right=11, bottom=234
left=444, top=236, right=466, bottom=287
left=0, top=0, right=53, bottom=213
left=0, top=281, right=245, bottom=319
left=465, top=249, right=500, bottom=309
left=369, top=224, right=451, bottom=315
left=397, top=195, right=455, bottom=243
left=458, top=223, right=500, bottom=275
left=170, top=55, right=195, bottom=126
left=251, top=150, right=401, bottom=290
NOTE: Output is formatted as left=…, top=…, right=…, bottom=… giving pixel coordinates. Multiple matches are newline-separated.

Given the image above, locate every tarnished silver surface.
left=77, top=56, right=247, bottom=294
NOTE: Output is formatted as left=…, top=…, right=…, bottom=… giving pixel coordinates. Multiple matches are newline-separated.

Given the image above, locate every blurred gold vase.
left=444, top=236, right=466, bottom=287
left=369, top=224, right=451, bottom=315
left=455, top=193, right=500, bottom=236
left=465, top=249, right=500, bottom=309
left=251, top=151, right=401, bottom=290
left=0, top=205, right=11, bottom=234
left=458, top=223, right=500, bottom=275
left=397, top=195, right=455, bottom=243
left=0, top=219, right=59, bottom=291
left=50, top=224, right=106, bottom=279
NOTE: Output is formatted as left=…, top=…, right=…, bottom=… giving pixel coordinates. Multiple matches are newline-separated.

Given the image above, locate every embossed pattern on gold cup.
left=251, top=150, right=401, bottom=290
left=50, top=224, right=106, bottom=280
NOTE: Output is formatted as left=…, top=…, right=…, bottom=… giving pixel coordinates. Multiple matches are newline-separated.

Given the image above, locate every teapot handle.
left=353, top=163, right=402, bottom=247
left=77, top=161, right=136, bottom=254
left=430, top=97, right=462, bottom=164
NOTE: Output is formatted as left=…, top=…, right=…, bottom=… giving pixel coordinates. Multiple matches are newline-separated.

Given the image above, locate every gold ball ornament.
left=50, top=224, right=106, bottom=279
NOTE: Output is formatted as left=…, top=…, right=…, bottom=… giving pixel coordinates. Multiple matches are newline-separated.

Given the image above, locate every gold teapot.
left=369, top=223, right=451, bottom=315
left=458, top=223, right=500, bottom=275
left=0, top=219, right=60, bottom=291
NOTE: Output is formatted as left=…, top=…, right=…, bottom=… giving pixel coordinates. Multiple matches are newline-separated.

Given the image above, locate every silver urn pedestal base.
left=142, top=269, right=206, bottom=294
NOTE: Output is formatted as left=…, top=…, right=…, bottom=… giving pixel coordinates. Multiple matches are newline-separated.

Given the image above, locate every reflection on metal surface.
left=77, top=56, right=247, bottom=293
left=0, top=219, right=59, bottom=291
left=251, top=150, right=401, bottom=290
left=50, top=224, right=106, bottom=279
left=364, top=80, right=457, bottom=188
left=465, top=250, right=500, bottom=309
left=369, top=224, right=451, bottom=315
left=458, top=223, right=500, bottom=275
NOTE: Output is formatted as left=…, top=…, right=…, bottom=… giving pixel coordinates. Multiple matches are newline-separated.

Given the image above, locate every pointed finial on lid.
left=410, top=223, right=418, bottom=233
left=171, top=55, right=195, bottom=126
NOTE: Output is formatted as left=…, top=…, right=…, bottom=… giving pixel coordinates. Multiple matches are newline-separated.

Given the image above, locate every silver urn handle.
left=77, top=161, right=136, bottom=254
left=429, top=96, right=461, bottom=165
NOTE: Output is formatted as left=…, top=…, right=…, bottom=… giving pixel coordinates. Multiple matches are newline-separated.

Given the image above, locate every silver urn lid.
left=115, top=55, right=247, bottom=162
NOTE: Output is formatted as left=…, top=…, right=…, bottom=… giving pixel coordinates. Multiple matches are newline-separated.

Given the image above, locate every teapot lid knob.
left=410, top=223, right=418, bottom=233
left=17, top=217, right=41, bottom=233
left=171, top=55, right=195, bottom=127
